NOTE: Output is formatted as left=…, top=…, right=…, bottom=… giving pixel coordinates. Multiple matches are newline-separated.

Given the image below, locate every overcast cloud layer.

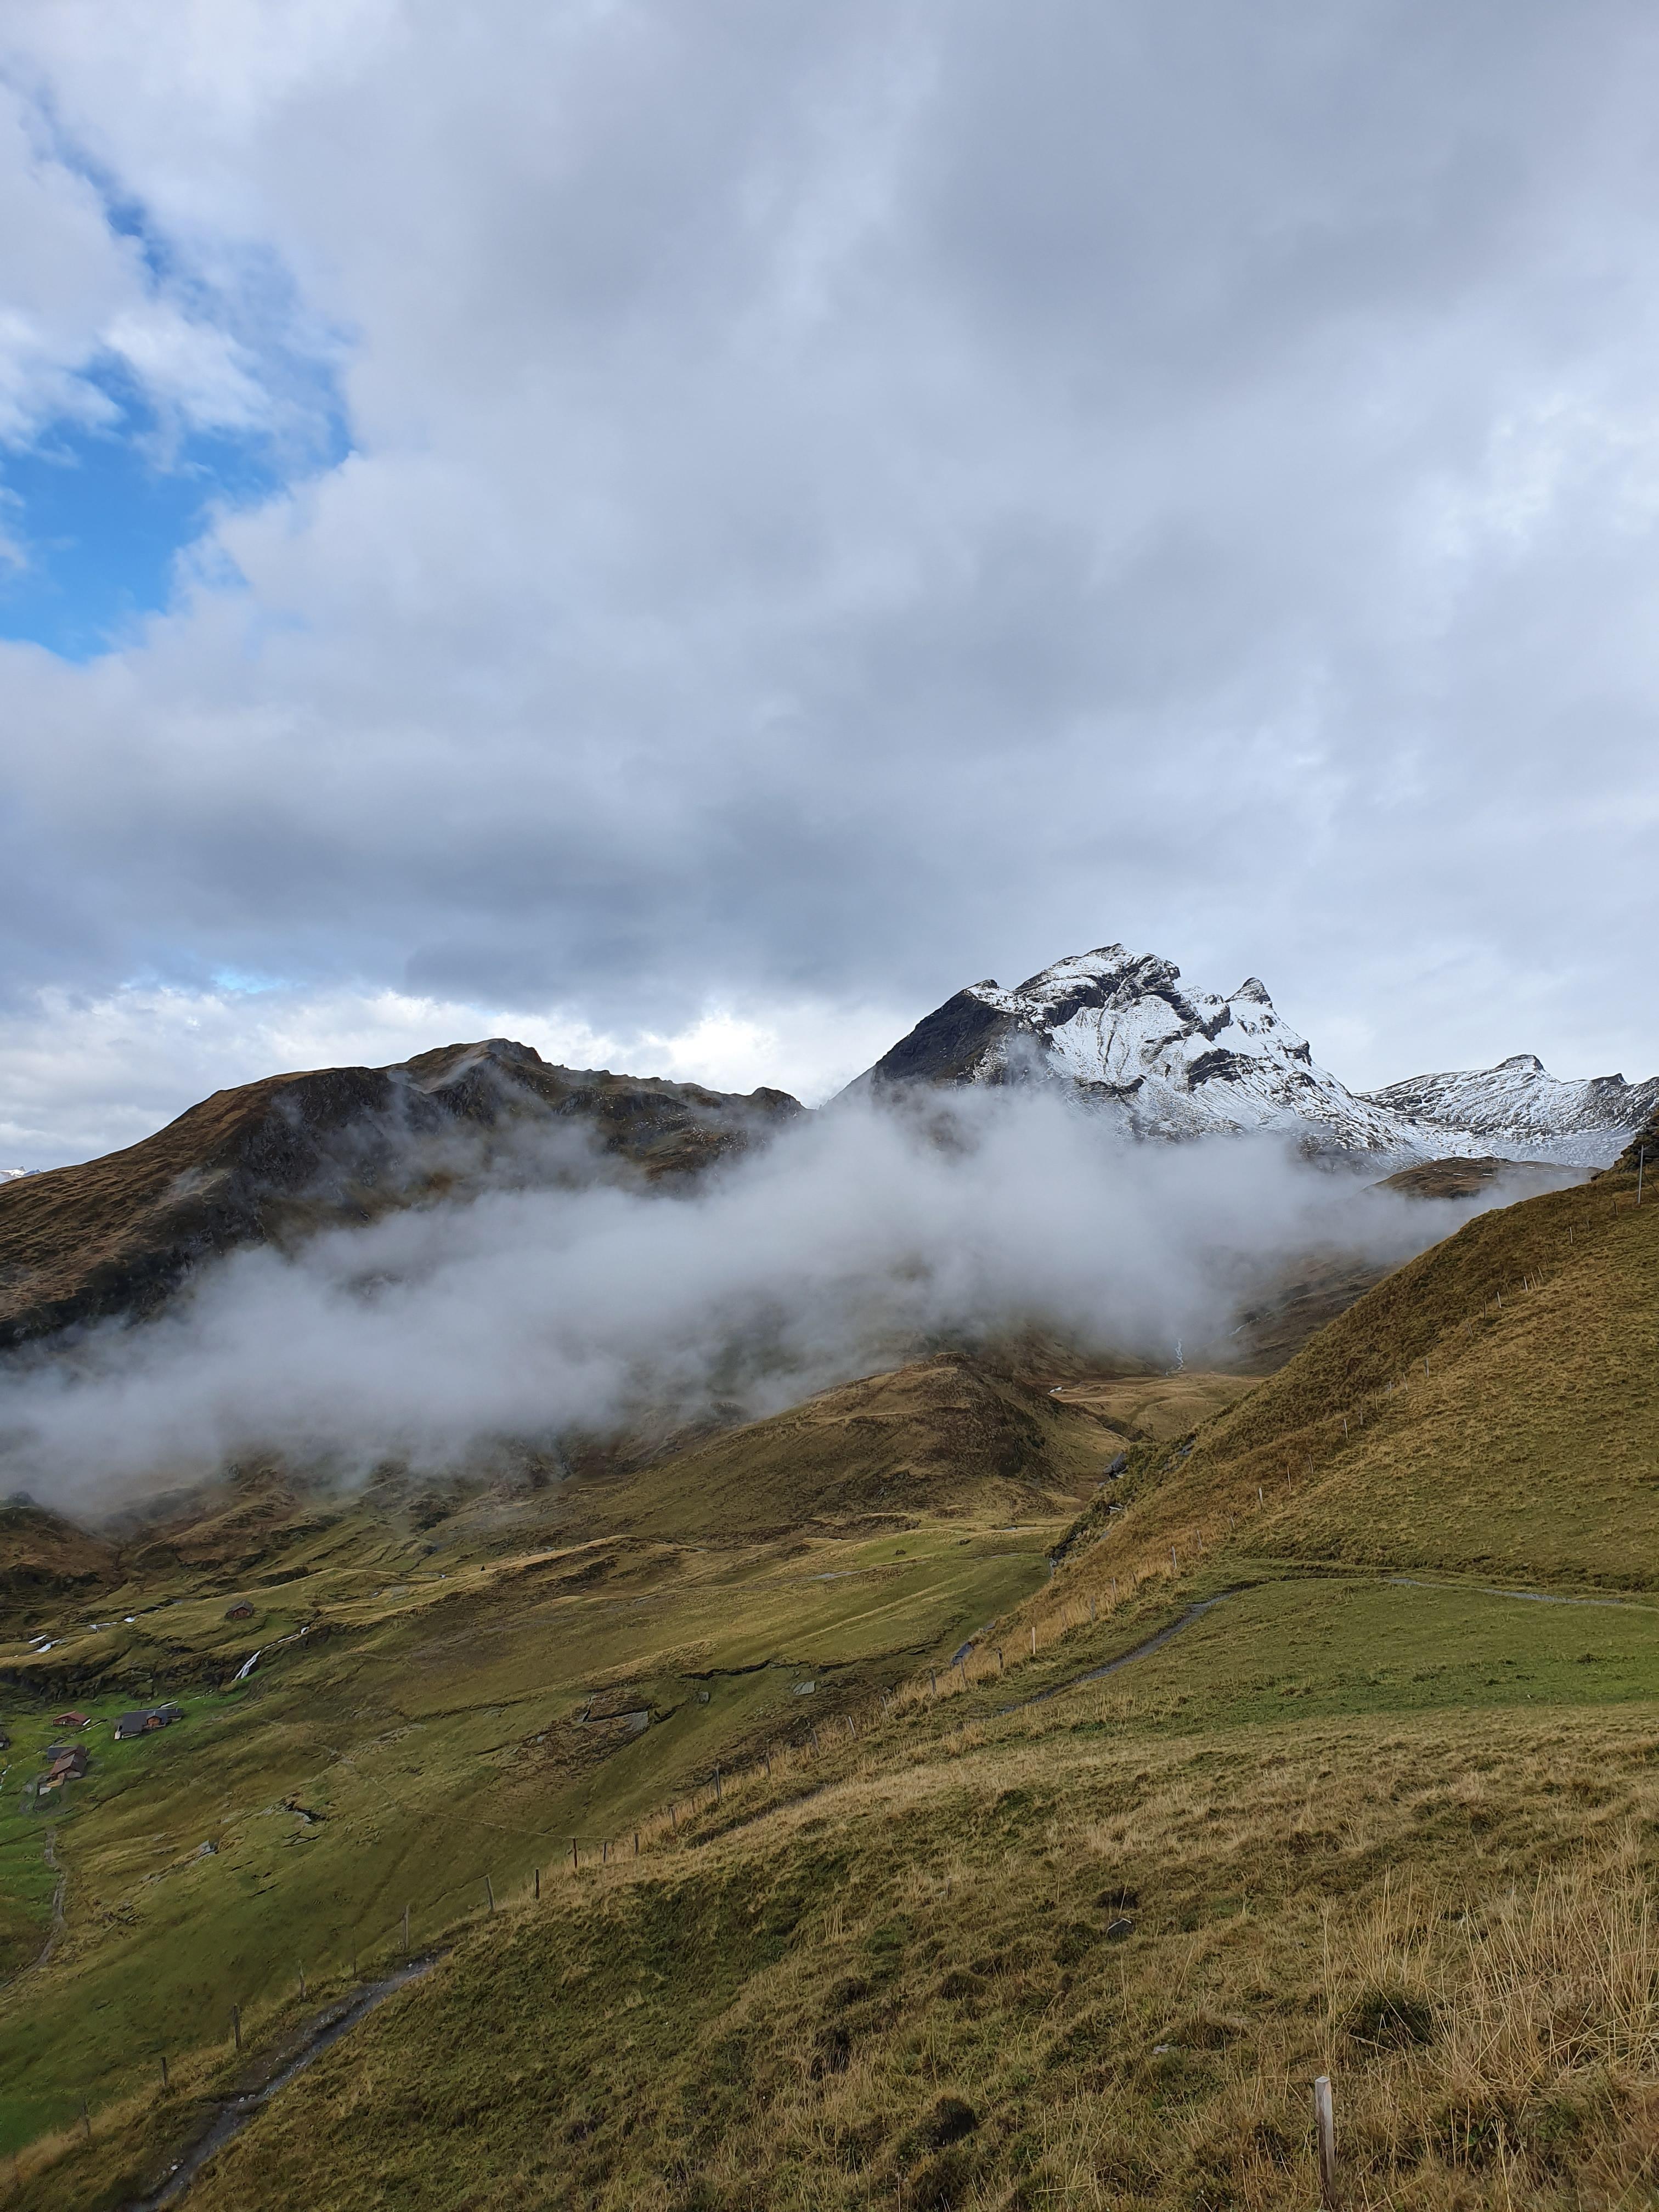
left=2, top=1, right=1657, bottom=1166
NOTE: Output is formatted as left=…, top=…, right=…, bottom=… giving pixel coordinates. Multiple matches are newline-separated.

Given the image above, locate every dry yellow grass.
left=28, top=1685, right=1659, bottom=2211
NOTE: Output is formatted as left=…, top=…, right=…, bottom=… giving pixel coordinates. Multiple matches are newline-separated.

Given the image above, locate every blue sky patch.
left=0, top=359, right=349, bottom=662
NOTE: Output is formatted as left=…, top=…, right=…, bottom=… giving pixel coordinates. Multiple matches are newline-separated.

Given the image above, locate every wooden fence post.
left=1029, top=1626, right=1036, bottom=1658
left=298, top=1962, right=307, bottom=1997
left=231, top=2005, right=242, bottom=2052
left=485, top=1875, right=495, bottom=1911
left=634, top=1831, right=639, bottom=1857
left=160, top=2053, right=169, bottom=2095
left=534, top=1866, right=540, bottom=1901
left=1314, top=2075, right=1336, bottom=2208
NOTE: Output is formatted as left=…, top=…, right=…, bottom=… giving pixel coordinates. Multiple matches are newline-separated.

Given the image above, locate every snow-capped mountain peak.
left=849, top=941, right=1657, bottom=1165
left=852, top=943, right=1410, bottom=1152
left=968, top=947, right=1314, bottom=1096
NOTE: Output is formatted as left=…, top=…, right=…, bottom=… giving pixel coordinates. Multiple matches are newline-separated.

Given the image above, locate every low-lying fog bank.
left=0, top=1092, right=1576, bottom=1515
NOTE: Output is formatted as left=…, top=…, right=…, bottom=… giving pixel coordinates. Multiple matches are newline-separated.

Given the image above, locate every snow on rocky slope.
left=849, top=944, right=1652, bottom=1166
left=1361, top=1057, right=1659, bottom=1168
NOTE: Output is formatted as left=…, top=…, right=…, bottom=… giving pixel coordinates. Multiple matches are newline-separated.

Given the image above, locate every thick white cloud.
left=0, top=1092, right=1527, bottom=1508
left=0, top=74, right=279, bottom=444
left=1, top=0, right=1657, bottom=1163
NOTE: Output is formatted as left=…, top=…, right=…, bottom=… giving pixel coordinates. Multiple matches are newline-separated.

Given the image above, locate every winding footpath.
left=125, top=1956, right=441, bottom=2210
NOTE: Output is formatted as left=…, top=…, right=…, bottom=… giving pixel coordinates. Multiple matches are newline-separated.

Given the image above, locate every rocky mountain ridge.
left=849, top=943, right=1653, bottom=1165
left=0, top=1041, right=800, bottom=1352
left=1362, top=1054, right=1659, bottom=1159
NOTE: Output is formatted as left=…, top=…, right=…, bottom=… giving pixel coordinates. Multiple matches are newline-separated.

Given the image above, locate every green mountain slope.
left=1046, top=1162, right=1657, bottom=1605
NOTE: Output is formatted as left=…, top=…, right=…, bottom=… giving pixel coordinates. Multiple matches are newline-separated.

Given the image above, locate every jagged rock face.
left=850, top=944, right=1656, bottom=1166
left=1362, top=1056, right=1659, bottom=1159
left=0, top=1042, right=803, bottom=1352
left=853, top=944, right=1413, bottom=1153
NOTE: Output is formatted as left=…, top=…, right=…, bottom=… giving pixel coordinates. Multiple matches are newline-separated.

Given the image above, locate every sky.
left=2, top=0, right=1658, bottom=1171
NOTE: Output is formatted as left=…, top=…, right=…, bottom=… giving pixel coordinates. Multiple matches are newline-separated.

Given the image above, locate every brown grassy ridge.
left=0, top=1043, right=801, bottom=1351
left=1036, top=1170, right=1658, bottom=1612
left=29, top=1688, right=1659, bottom=2212
left=592, top=1355, right=1118, bottom=1542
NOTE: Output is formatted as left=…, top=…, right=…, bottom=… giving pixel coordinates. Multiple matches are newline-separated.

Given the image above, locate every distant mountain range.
left=1, top=940, right=1651, bottom=1356
left=846, top=943, right=1658, bottom=1165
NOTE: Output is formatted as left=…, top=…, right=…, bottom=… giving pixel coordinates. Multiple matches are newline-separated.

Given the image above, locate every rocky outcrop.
left=1600, top=1105, right=1659, bottom=1180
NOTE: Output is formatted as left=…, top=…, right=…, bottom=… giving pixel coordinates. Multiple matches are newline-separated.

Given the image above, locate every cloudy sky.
left=2, top=0, right=1656, bottom=1170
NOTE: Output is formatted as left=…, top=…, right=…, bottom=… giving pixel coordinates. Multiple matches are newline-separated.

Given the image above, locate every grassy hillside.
left=25, top=1573, right=1659, bottom=2211
left=7, top=1165, right=1659, bottom=2209
left=0, top=1357, right=1120, bottom=2167
left=593, top=1354, right=1169, bottom=1539
left=1041, top=1165, right=1657, bottom=1613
